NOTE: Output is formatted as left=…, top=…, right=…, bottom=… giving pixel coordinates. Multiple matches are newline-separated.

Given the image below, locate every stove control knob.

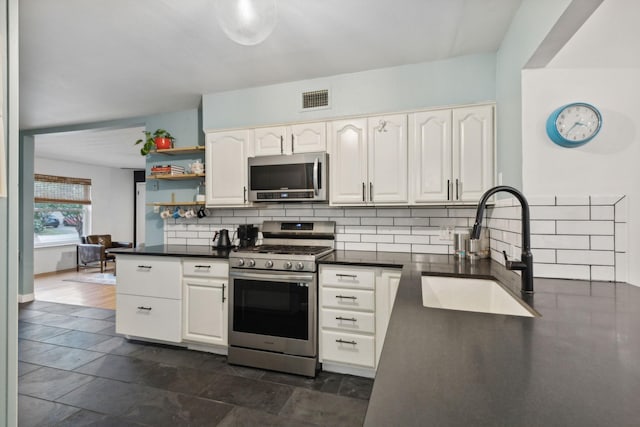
left=237, top=259, right=245, bottom=267
left=295, top=262, right=305, bottom=270
left=284, top=261, right=293, bottom=269
left=265, top=260, right=274, bottom=268
left=248, top=259, right=256, bottom=267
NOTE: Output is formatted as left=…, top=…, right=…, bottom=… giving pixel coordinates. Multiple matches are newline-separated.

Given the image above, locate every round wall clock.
left=546, top=102, right=602, bottom=148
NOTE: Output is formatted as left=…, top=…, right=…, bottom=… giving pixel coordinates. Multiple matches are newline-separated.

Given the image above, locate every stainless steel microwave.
left=248, top=152, right=328, bottom=202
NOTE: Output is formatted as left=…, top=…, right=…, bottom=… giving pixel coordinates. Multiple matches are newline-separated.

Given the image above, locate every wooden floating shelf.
left=147, top=173, right=205, bottom=180
left=150, top=146, right=205, bottom=156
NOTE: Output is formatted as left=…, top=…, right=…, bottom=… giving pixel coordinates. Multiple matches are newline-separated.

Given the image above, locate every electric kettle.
left=212, top=229, right=232, bottom=249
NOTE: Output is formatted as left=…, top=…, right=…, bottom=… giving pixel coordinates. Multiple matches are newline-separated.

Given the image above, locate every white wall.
left=33, top=157, right=134, bottom=274
left=522, top=68, right=639, bottom=285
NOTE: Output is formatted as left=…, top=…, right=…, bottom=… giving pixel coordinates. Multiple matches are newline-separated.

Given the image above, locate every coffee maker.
left=237, top=224, right=258, bottom=248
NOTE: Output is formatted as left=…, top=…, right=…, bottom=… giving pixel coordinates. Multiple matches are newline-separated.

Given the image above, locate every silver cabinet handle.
left=456, top=178, right=459, bottom=200
left=336, top=316, right=357, bottom=322
left=222, top=283, right=226, bottom=303
left=243, top=186, right=247, bottom=203
left=336, top=273, right=357, bottom=279
left=137, top=306, right=152, bottom=311
left=291, top=134, right=294, bottom=153
left=447, top=179, right=451, bottom=200
left=336, top=295, right=357, bottom=300
left=369, top=182, right=373, bottom=202
left=336, top=339, right=357, bottom=345
left=280, top=135, right=284, bottom=154
left=194, top=265, right=211, bottom=269
left=137, top=265, right=152, bottom=270
left=362, top=182, right=366, bottom=202
left=313, top=157, right=319, bottom=196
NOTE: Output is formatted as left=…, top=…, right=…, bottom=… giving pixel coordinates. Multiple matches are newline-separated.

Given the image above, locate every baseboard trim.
left=18, top=293, right=35, bottom=303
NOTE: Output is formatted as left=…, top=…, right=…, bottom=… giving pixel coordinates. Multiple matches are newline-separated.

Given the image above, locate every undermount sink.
left=421, top=276, right=535, bottom=317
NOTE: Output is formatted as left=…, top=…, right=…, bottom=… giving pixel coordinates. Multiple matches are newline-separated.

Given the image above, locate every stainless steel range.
left=228, top=221, right=335, bottom=377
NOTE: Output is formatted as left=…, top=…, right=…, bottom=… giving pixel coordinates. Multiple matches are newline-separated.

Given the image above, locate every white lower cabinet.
left=319, top=264, right=401, bottom=377
left=116, top=255, right=182, bottom=343
left=182, top=259, right=229, bottom=347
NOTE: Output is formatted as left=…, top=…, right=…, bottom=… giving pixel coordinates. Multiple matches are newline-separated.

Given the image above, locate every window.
left=34, top=174, right=92, bottom=247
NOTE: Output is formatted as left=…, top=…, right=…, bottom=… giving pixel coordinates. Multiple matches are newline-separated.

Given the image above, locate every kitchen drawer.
left=321, top=330, right=375, bottom=368
left=183, top=259, right=228, bottom=278
left=320, top=266, right=375, bottom=290
left=321, top=308, right=375, bottom=334
left=116, top=294, right=181, bottom=343
left=322, top=287, right=375, bottom=311
left=116, top=256, right=181, bottom=299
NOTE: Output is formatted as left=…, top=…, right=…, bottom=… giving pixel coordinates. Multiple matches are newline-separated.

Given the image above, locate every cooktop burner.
left=235, top=244, right=333, bottom=256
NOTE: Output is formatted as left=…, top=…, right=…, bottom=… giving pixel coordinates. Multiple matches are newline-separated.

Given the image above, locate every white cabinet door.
left=329, top=118, right=368, bottom=205
left=409, top=110, right=452, bottom=203
left=254, top=126, right=287, bottom=156
left=368, top=114, right=408, bottom=204
left=290, top=122, right=326, bottom=153
left=452, top=105, right=495, bottom=202
left=205, top=130, right=251, bottom=206
left=182, top=277, right=227, bottom=346
left=117, top=295, right=182, bottom=343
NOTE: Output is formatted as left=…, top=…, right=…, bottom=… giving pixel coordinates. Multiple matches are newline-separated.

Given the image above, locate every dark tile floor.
left=18, top=300, right=373, bottom=426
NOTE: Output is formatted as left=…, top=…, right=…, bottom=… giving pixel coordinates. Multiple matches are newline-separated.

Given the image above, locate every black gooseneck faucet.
left=471, top=185, right=534, bottom=294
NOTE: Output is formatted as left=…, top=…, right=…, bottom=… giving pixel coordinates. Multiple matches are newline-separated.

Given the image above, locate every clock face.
left=555, top=104, right=601, bottom=142
left=546, top=102, right=602, bottom=147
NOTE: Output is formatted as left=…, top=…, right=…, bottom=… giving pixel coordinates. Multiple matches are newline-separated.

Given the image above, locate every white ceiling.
left=22, top=0, right=524, bottom=167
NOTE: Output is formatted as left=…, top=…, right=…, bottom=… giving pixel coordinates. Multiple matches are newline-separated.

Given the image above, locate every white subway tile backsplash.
left=591, top=195, right=622, bottom=205
left=448, top=208, right=477, bottom=218
left=411, top=227, right=440, bottom=236
left=615, top=222, right=627, bottom=252
left=556, top=220, right=614, bottom=235
left=614, top=196, right=628, bottom=223
left=175, top=231, right=199, bottom=238
left=527, top=195, right=556, bottom=206
left=412, top=244, right=449, bottom=254
left=531, top=249, right=556, bottom=263
left=531, top=206, right=590, bottom=220
left=590, top=236, right=614, bottom=251
left=360, top=217, right=394, bottom=226
left=395, top=234, right=430, bottom=244
left=312, top=207, right=345, bottom=216
left=411, top=208, right=447, bottom=217
left=332, top=217, right=361, bottom=226
left=530, top=220, right=556, bottom=234
left=377, top=226, right=412, bottom=235
left=615, top=252, right=628, bottom=283
left=285, top=209, right=315, bottom=217
left=344, top=242, right=377, bottom=251
left=394, top=217, right=429, bottom=227
left=187, top=238, right=210, bottom=246
left=556, top=250, right=615, bottom=266
left=361, top=234, right=394, bottom=243
left=344, top=225, right=377, bottom=234
left=531, top=235, right=590, bottom=249
left=535, top=264, right=591, bottom=281
left=344, top=209, right=376, bottom=217
left=590, top=205, right=614, bottom=221
left=430, top=217, right=469, bottom=227
left=336, top=234, right=361, bottom=242
left=591, top=266, right=615, bottom=282
left=377, top=243, right=411, bottom=253
left=210, top=209, right=234, bottom=217
left=376, top=208, right=411, bottom=217
left=556, top=196, right=590, bottom=206
left=235, top=209, right=259, bottom=217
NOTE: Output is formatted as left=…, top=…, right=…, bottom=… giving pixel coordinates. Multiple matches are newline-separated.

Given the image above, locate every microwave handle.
left=313, top=157, right=319, bottom=196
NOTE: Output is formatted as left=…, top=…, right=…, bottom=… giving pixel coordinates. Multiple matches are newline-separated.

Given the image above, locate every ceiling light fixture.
left=214, top=0, right=278, bottom=46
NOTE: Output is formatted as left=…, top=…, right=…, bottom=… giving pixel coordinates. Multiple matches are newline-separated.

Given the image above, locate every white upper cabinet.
left=329, top=115, right=407, bottom=205
left=329, top=118, right=369, bottom=205
left=452, top=105, right=495, bottom=202
left=410, top=104, right=494, bottom=204
left=368, top=115, right=408, bottom=204
left=254, top=122, right=326, bottom=156
left=205, top=130, right=252, bottom=206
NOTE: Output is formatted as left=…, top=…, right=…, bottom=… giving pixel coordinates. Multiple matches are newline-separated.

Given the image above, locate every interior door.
left=135, top=182, right=145, bottom=247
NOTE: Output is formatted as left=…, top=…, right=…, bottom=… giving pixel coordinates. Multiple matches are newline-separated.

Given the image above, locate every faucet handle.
left=502, top=250, right=509, bottom=264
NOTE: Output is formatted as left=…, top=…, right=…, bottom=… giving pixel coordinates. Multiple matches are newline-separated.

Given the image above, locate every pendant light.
left=214, top=0, right=278, bottom=46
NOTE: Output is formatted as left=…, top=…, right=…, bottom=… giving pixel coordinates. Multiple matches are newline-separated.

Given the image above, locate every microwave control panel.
left=256, top=191, right=314, bottom=200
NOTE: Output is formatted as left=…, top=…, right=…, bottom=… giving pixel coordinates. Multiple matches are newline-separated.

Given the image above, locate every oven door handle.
left=313, top=156, right=319, bottom=196
left=230, top=270, right=314, bottom=282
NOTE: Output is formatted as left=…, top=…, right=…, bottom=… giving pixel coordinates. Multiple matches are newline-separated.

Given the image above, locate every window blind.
left=34, top=174, right=92, bottom=205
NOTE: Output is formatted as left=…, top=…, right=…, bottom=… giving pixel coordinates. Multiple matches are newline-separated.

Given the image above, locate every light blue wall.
left=203, top=53, right=497, bottom=130
left=495, top=0, right=572, bottom=189
left=144, top=108, right=203, bottom=246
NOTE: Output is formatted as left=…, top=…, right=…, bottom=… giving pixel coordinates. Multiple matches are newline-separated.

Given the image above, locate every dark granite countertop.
left=320, top=251, right=640, bottom=426
left=108, top=244, right=232, bottom=259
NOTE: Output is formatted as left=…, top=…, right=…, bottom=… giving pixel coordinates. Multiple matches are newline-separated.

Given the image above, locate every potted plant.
left=135, top=129, right=175, bottom=155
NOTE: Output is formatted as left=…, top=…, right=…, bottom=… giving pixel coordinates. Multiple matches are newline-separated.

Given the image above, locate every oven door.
left=229, top=269, right=317, bottom=357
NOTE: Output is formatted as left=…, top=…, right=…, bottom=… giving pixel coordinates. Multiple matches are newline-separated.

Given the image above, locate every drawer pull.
left=137, top=265, right=152, bottom=270
left=336, top=273, right=357, bottom=279
left=222, top=283, right=226, bottom=303
left=336, top=295, right=357, bottom=300
left=336, top=316, right=357, bottom=322
left=336, top=339, right=357, bottom=345
left=136, top=306, right=152, bottom=311
left=194, top=265, right=211, bottom=269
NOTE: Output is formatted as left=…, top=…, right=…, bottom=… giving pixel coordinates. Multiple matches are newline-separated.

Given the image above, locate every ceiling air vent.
left=302, top=89, right=329, bottom=110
